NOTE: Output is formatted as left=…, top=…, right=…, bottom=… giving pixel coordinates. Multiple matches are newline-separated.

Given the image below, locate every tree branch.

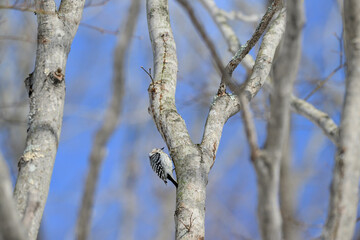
left=175, top=0, right=224, bottom=75
left=290, top=95, right=339, bottom=144
left=201, top=7, right=286, bottom=169
left=241, top=8, right=286, bottom=100
left=220, top=0, right=282, bottom=95
left=199, top=0, right=254, bottom=71
left=146, top=0, right=192, bottom=151
left=200, top=0, right=336, bottom=143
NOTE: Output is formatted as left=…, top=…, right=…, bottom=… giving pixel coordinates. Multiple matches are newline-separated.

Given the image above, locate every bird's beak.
left=161, top=147, right=165, bottom=150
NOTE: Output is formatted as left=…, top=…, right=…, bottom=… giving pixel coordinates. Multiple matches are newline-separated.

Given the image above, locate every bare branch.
left=141, top=66, right=154, bottom=83
left=84, top=0, right=112, bottom=8
left=220, top=0, right=282, bottom=95
left=199, top=0, right=254, bottom=71
left=201, top=0, right=336, bottom=146
left=79, top=22, right=119, bottom=35
left=75, top=1, right=141, bottom=239
left=220, top=9, right=262, bottom=23
left=201, top=94, right=241, bottom=169
left=241, top=8, right=286, bottom=100
left=291, top=95, right=339, bottom=144
left=175, top=0, right=224, bottom=75
left=146, top=0, right=193, bottom=151
left=304, top=64, right=344, bottom=100
left=0, top=35, right=35, bottom=44
left=201, top=8, right=286, bottom=169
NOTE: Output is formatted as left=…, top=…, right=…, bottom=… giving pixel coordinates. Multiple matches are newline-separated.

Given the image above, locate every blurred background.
left=0, top=0, right=348, bottom=239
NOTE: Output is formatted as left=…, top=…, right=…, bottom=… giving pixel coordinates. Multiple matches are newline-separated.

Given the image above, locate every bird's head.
left=149, top=147, right=165, bottom=156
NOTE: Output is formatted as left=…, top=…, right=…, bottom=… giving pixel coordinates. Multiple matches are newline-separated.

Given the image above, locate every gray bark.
left=146, top=1, right=208, bottom=238
left=13, top=1, right=85, bottom=239
left=322, top=0, right=360, bottom=239
left=75, top=1, right=141, bottom=239
left=290, top=96, right=339, bottom=145
left=199, top=0, right=254, bottom=71
left=146, top=0, right=283, bottom=239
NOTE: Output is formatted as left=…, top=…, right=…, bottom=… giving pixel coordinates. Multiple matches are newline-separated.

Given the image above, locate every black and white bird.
left=149, top=147, right=178, bottom=188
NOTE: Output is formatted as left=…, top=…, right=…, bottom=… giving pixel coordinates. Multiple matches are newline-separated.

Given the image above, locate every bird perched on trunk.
left=149, top=148, right=178, bottom=188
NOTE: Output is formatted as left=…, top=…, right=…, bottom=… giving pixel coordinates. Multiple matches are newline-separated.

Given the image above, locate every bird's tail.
left=167, top=174, right=178, bottom=188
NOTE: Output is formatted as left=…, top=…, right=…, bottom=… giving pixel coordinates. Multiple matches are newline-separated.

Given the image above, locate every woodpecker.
left=149, top=147, right=178, bottom=188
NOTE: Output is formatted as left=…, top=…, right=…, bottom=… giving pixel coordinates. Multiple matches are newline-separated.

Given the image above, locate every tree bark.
left=13, top=1, right=85, bottom=239
left=146, top=1, right=208, bottom=238
left=147, top=0, right=284, bottom=239
left=322, top=0, right=360, bottom=239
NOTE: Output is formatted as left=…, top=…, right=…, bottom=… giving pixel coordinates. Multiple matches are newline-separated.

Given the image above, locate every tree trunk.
left=323, top=0, right=360, bottom=239
left=13, top=1, right=85, bottom=239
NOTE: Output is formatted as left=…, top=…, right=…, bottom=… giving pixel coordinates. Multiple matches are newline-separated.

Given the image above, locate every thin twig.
left=304, top=32, right=344, bottom=100
left=80, top=22, right=118, bottom=35
left=84, top=0, right=112, bottom=8
left=304, top=64, right=344, bottom=100
left=175, top=0, right=225, bottom=75
left=0, top=4, right=54, bottom=15
left=0, top=35, right=35, bottom=43
left=141, top=66, right=154, bottom=83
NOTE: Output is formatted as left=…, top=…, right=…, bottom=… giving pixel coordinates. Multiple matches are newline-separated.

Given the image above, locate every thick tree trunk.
left=13, top=1, right=85, bottom=239
left=173, top=147, right=209, bottom=239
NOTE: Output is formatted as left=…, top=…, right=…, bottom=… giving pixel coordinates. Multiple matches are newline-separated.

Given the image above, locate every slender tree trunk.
left=322, top=0, right=360, bottom=239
